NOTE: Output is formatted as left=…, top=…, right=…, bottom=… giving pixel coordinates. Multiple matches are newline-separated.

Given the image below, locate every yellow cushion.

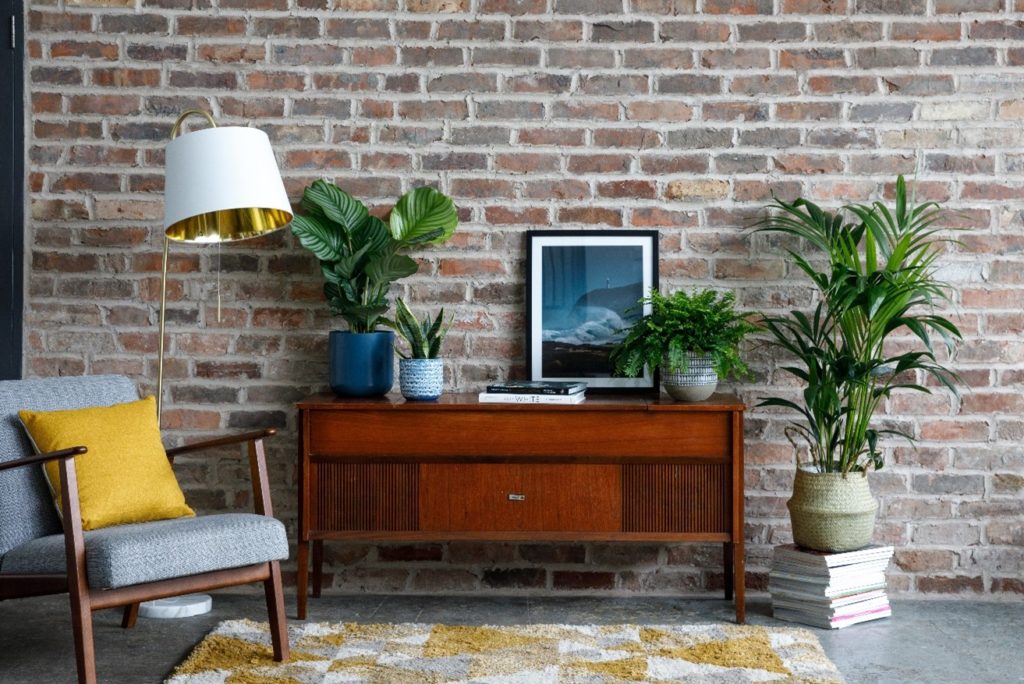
left=19, top=396, right=194, bottom=531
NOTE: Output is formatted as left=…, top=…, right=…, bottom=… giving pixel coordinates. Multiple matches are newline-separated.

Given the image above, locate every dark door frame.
left=1, top=0, right=24, bottom=380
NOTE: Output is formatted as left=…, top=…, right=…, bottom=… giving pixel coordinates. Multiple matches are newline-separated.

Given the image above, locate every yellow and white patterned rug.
left=166, top=619, right=843, bottom=683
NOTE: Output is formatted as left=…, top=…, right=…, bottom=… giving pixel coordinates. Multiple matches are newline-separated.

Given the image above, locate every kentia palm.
left=292, top=181, right=457, bottom=396
left=755, top=176, right=961, bottom=551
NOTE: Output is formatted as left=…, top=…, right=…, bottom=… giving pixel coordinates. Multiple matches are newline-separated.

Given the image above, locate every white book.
left=773, top=605, right=892, bottom=630
left=771, top=595, right=890, bottom=619
left=769, top=587, right=887, bottom=608
left=769, top=576, right=887, bottom=598
left=772, top=558, right=892, bottom=578
left=769, top=569, right=886, bottom=588
left=772, top=544, right=895, bottom=569
left=478, top=391, right=586, bottom=405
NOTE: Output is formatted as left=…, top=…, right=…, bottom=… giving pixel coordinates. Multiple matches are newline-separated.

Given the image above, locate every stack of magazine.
left=478, top=381, right=587, bottom=405
left=770, top=544, right=894, bottom=629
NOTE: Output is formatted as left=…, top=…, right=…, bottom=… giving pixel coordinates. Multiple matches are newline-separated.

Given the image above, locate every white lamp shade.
left=163, top=126, right=292, bottom=243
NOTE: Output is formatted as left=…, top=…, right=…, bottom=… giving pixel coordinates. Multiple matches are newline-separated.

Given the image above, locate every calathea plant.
left=291, top=180, right=458, bottom=332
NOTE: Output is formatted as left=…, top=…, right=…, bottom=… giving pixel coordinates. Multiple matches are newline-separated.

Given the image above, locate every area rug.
left=166, top=619, right=843, bottom=683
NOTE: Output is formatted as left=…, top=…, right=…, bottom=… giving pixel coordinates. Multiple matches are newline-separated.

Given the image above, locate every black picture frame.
left=526, top=230, right=659, bottom=393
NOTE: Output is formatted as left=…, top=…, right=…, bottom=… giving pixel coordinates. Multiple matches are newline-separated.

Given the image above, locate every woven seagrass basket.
left=787, top=468, right=879, bottom=552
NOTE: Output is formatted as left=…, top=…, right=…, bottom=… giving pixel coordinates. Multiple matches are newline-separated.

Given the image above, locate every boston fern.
left=611, top=288, right=757, bottom=380
left=393, top=298, right=451, bottom=359
left=755, top=175, right=961, bottom=475
left=291, top=180, right=457, bottom=333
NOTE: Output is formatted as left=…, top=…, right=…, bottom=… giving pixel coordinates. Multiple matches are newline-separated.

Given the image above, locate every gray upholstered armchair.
left=0, top=375, right=290, bottom=684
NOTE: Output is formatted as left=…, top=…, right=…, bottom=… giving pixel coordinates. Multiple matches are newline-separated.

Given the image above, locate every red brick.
left=567, top=155, right=632, bottom=174
left=438, top=258, right=507, bottom=277
left=917, top=576, right=984, bottom=594
left=892, top=21, right=961, bottom=41
left=626, top=101, right=693, bottom=122
left=495, top=153, right=560, bottom=174
left=704, top=0, right=772, bottom=13
left=518, top=128, right=585, bottom=146
left=51, top=40, right=119, bottom=60
left=782, top=0, right=849, bottom=11
left=597, top=180, right=657, bottom=199
left=631, top=207, right=698, bottom=228
left=557, top=207, right=623, bottom=226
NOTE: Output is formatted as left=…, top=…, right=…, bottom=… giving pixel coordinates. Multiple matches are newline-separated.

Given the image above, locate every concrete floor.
left=0, top=593, right=1021, bottom=683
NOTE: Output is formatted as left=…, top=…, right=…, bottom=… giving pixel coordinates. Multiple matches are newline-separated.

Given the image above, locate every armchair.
left=0, top=375, right=289, bottom=684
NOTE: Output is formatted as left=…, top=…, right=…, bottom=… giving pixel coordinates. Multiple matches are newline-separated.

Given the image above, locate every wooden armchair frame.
left=0, top=428, right=288, bottom=684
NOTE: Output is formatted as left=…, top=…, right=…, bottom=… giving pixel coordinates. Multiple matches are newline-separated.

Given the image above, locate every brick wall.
left=24, top=0, right=1023, bottom=598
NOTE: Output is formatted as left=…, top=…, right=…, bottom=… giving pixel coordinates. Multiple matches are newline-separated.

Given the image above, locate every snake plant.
left=393, top=298, right=451, bottom=359
left=754, top=175, right=961, bottom=474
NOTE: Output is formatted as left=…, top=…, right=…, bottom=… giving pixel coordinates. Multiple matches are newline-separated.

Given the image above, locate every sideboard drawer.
left=419, top=464, right=621, bottom=533
left=307, top=408, right=731, bottom=461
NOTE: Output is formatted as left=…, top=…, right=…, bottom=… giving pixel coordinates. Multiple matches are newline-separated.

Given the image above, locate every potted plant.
left=393, top=298, right=451, bottom=401
left=611, top=288, right=757, bottom=401
left=755, top=175, right=961, bottom=552
left=292, top=180, right=457, bottom=396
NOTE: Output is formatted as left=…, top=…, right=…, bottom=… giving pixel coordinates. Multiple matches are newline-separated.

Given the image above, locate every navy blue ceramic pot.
left=328, top=330, right=394, bottom=397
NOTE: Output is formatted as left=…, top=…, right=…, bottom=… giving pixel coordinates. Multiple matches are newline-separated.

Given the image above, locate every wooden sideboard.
left=296, top=393, right=746, bottom=622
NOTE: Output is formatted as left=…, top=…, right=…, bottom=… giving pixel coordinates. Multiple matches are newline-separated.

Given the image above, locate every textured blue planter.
left=328, top=331, right=394, bottom=397
left=399, top=358, right=444, bottom=401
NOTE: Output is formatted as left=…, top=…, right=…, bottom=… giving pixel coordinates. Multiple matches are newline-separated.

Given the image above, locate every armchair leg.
left=68, top=589, right=96, bottom=684
left=264, top=561, right=289, bottom=662
left=121, top=603, right=140, bottom=629
left=59, top=458, right=97, bottom=684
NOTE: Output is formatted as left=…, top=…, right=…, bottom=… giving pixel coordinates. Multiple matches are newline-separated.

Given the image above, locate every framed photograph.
left=526, top=230, right=659, bottom=393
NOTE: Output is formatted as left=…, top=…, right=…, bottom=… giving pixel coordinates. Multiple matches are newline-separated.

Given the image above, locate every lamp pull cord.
left=216, top=241, right=222, bottom=323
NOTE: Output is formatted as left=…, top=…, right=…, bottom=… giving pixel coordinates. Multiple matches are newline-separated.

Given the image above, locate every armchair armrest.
left=165, top=428, right=277, bottom=459
left=165, top=428, right=278, bottom=517
left=0, top=446, right=87, bottom=473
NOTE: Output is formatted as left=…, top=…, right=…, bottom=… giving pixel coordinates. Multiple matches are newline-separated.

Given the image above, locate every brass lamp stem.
left=156, top=235, right=169, bottom=423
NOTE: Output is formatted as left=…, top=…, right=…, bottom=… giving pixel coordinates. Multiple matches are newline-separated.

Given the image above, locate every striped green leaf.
left=390, top=187, right=458, bottom=245
left=303, top=180, right=368, bottom=233
left=291, top=214, right=343, bottom=262
left=365, top=253, right=418, bottom=287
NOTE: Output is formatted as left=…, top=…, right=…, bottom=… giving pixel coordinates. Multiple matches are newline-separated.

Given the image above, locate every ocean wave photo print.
left=526, top=230, right=658, bottom=393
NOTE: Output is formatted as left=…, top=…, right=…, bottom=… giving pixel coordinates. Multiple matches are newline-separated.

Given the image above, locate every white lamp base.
left=138, top=594, right=212, bottom=619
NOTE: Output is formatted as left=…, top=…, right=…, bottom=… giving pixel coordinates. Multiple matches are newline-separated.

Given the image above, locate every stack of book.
left=770, top=544, right=894, bottom=629
left=478, top=381, right=587, bottom=404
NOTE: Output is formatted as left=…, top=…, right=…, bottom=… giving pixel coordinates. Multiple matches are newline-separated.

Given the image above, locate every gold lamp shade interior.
left=164, top=206, right=293, bottom=243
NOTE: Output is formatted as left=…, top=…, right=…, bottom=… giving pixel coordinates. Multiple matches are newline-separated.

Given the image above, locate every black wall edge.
left=1, top=0, right=24, bottom=380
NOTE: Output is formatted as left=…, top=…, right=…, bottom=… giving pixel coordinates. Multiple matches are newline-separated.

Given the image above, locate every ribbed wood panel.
left=622, top=464, right=729, bottom=533
left=313, top=462, right=418, bottom=531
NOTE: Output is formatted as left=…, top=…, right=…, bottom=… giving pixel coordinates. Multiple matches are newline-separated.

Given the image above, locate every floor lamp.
left=158, top=110, right=293, bottom=418
left=144, top=110, right=293, bottom=619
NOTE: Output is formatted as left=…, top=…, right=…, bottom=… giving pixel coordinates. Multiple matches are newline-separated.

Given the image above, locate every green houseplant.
left=393, top=298, right=451, bottom=401
left=755, top=175, right=961, bottom=551
left=611, top=288, right=757, bottom=401
left=292, top=180, right=457, bottom=396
